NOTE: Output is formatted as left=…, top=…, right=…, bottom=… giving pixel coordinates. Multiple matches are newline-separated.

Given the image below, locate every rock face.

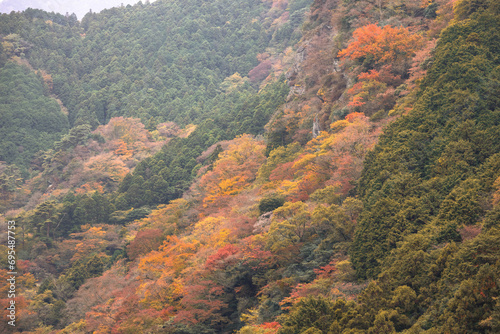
left=285, top=43, right=308, bottom=83
left=253, top=211, right=274, bottom=233
left=312, top=115, right=320, bottom=138
left=285, top=42, right=309, bottom=100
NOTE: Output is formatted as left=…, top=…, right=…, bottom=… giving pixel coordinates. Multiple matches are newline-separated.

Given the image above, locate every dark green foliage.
left=278, top=228, right=500, bottom=332
left=22, top=192, right=115, bottom=239
left=109, top=206, right=150, bottom=224
left=436, top=222, right=462, bottom=243
left=483, top=206, right=500, bottom=229
left=278, top=297, right=357, bottom=334
left=52, top=124, right=92, bottom=151
left=31, top=289, right=67, bottom=327
left=1, top=0, right=302, bottom=128
left=30, top=252, right=108, bottom=329
left=412, top=229, right=500, bottom=332
left=0, top=62, right=69, bottom=168
left=259, top=194, right=286, bottom=214
left=351, top=1, right=500, bottom=279
left=62, top=253, right=107, bottom=292
left=68, top=192, right=115, bottom=226
left=37, top=278, right=56, bottom=295
left=0, top=42, right=7, bottom=67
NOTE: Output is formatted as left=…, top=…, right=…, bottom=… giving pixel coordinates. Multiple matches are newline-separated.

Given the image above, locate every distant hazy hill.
left=0, top=0, right=146, bottom=19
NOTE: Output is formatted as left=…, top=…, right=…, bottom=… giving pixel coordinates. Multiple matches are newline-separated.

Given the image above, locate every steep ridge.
left=352, top=0, right=500, bottom=279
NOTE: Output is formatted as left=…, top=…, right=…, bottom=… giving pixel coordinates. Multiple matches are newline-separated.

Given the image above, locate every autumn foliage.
left=338, top=23, right=423, bottom=65
left=126, top=229, right=164, bottom=260
left=338, top=23, right=424, bottom=114
left=198, top=135, right=266, bottom=208
left=4, top=0, right=497, bottom=333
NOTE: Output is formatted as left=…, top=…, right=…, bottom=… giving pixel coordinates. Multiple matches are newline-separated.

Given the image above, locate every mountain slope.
left=0, top=61, right=68, bottom=169
left=0, top=0, right=141, bottom=19
left=2, top=0, right=500, bottom=333
left=1, top=0, right=309, bottom=127
left=352, top=0, right=500, bottom=279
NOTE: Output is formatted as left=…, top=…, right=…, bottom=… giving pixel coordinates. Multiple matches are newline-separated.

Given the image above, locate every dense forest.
left=0, top=0, right=140, bottom=19
left=0, top=0, right=499, bottom=333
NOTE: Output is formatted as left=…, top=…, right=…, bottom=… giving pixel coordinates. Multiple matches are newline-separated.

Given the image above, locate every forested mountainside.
left=0, top=0, right=140, bottom=19
left=0, top=0, right=499, bottom=333
left=0, top=0, right=308, bottom=168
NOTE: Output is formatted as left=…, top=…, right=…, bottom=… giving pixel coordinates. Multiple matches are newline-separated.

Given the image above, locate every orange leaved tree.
left=338, top=23, right=423, bottom=67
